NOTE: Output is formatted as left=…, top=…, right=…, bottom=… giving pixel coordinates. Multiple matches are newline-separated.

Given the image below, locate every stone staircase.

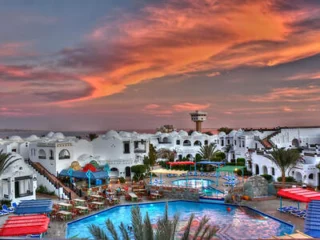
left=26, top=160, right=78, bottom=199
left=259, top=131, right=280, bottom=149
left=304, top=200, right=320, bottom=238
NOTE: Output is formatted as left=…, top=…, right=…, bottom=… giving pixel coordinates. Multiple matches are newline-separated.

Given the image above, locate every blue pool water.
left=66, top=201, right=294, bottom=239
left=172, top=178, right=223, bottom=196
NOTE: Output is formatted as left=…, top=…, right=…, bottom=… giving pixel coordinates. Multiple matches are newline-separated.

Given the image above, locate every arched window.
left=38, top=149, right=46, bottom=159
left=204, top=140, right=208, bottom=145
left=194, top=140, right=202, bottom=146
left=309, top=173, right=314, bottom=180
left=163, top=137, right=169, bottom=143
left=183, top=140, right=191, bottom=146
left=59, top=149, right=70, bottom=160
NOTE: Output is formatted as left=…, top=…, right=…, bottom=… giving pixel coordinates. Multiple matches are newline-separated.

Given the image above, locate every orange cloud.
left=144, top=104, right=160, bottom=110
left=206, top=72, right=221, bottom=77
left=172, top=102, right=210, bottom=112
left=251, top=86, right=320, bottom=103
left=286, top=72, right=320, bottom=80
left=59, top=0, right=320, bottom=103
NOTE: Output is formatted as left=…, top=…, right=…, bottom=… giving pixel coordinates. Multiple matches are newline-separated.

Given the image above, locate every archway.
left=255, top=164, right=259, bottom=175
left=183, top=140, right=191, bottom=146
left=163, top=137, right=169, bottom=143
left=125, top=166, right=131, bottom=177
left=262, top=166, right=268, bottom=175
left=59, top=149, right=70, bottom=160
left=186, top=154, right=193, bottom=160
left=292, top=139, right=300, bottom=148
left=38, top=149, right=46, bottom=159
left=194, top=140, right=202, bottom=147
left=110, top=168, right=119, bottom=178
left=295, top=172, right=302, bottom=182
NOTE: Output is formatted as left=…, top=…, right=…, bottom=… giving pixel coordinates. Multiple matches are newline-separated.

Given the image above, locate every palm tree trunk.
left=281, top=171, right=286, bottom=187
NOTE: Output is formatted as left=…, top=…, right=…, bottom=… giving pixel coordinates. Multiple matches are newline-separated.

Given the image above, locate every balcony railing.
left=59, top=156, right=70, bottom=160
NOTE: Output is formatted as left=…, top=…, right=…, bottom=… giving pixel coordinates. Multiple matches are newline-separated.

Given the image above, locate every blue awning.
left=14, top=199, right=53, bottom=215
left=59, top=169, right=109, bottom=179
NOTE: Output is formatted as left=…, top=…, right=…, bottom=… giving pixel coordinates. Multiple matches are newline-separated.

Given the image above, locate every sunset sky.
left=1, top=0, right=320, bottom=131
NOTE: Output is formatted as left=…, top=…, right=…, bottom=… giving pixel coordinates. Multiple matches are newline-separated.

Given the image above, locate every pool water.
left=66, top=201, right=294, bottom=239
left=172, top=178, right=223, bottom=196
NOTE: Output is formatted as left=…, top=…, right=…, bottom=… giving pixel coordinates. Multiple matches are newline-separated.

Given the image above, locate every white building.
left=0, top=153, right=37, bottom=204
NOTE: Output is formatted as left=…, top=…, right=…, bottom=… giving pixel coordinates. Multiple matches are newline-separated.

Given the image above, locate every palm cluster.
left=266, top=148, right=301, bottom=185
left=157, top=149, right=175, bottom=162
left=198, top=143, right=220, bottom=161
left=0, top=150, right=21, bottom=175
left=88, top=204, right=217, bottom=240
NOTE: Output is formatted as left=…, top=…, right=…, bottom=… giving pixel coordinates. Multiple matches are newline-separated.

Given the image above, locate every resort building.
left=0, top=153, right=37, bottom=204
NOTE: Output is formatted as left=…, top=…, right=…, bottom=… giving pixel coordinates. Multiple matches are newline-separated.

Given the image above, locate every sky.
left=1, top=0, right=320, bottom=131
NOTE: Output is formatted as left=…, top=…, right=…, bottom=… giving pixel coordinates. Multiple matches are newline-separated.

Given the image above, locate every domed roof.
left=46, top=132, right=54, bottom=138
left=228, top=130, right=237, bottom=137
left=105, top=130, right=120, bottom=139
left=119, top=131, right=131, bottom=138
left=218, top=131, right=226, bottom=137
left=179, top=130, right=188, bottom=137
left=235, top=129, right=244, bottom=136
left=170, top=131, right=179, bottom=137
left=52, top=132, right=65, bottom=139
left=9, top=135, right=23, bottom=141
left=26, top=135, right=39, bottom=141
left=155, top=131, right=162, bottom=136
left=191, top=131, right=202, bottom=137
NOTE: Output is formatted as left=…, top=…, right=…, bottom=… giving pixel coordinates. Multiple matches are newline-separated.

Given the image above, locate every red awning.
left=167, top=161, right=195, bottom=166
left=277, top=188, right=320, bottom=203
left=0, top=214, right=50, bottom=237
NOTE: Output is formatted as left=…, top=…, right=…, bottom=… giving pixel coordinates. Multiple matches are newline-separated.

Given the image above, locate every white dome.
left=218, top=132, right=226, bottom=137
left=46, top=132, right=54, bottom=138
left=228, top=130, right=237, bottom=137
left=9, top=136, right=23, bottom=141
left=235, top=130, right=244, bottom=137
left=253, top=130, right=260, bottom=136
left=179, top=130, right=188, bottom=137
left=119, top=131, right=131, bottom=138
left=52, top=132, right=65, bottom=139
left=191, top=131, right=202, bottom=137
left=155, top=131, right=162, bottom=136
left=105, top=130, right=120, bottom=139
left=25, top=135, right=39, bottom=141
left=170, top=131, right=179, bottom=137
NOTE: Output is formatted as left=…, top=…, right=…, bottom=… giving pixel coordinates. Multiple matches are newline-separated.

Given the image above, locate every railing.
left=59, top=156, right=70, bottom=160
left=38, top=156, right=46, bottom=159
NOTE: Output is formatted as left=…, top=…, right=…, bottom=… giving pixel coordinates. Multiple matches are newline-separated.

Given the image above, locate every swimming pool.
left=66, top=201, right=294, bottom=239
left=172, top=178, right=223, bottom=196
left=172, top=178, right=214, bottom=188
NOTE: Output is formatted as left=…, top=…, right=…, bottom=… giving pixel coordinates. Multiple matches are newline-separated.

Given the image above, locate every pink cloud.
left=206, top=72, right=221, bottom=77
left=172, top=102, right=210, bottom=112
left=144, top=104, right=160, bottom=110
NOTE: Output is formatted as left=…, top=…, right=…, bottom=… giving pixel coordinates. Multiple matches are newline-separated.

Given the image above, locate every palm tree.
left=88, top=203, right=217, bottom=240
left=198, top=143, right=220, bottom=161
left=266, top=148, right=301, bottom=186
left=157, top=149, right=175, bottom=162
left=87, top=133, right=98, bottom=141
left=0, top=150, right=21, bottom=175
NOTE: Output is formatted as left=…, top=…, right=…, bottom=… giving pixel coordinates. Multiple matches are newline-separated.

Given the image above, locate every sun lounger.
left=2, top=205, right=14, bottom=213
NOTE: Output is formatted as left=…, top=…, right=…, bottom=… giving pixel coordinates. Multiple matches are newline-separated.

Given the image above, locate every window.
left=38, top=149, right=46, bottom=159
left=176, top=140, right=180, bottom=145
left=234, top=140, right=237, bottom=145
left=309, top=174, right=314, bottom=180
left=227, top=139, right=230, bottom=145
left=123, top=142, right=130, bottom=154
left=204, top=140, right=208, bottom=145
left=242, top=141, right=245, bottom=147
left=134, top=141, right=139, bottom=149
left=59, top=149, right=70, bottom=160
left=49, top=150, right=54, bottom=160
left=271, top=167, right=275, bottom=176
left=221, top=139, right=224, bottom=147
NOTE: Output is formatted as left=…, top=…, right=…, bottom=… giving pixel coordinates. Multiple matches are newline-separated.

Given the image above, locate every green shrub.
left=36, top=185, right=55, bottom=195
left=0, top=200, right=12, bottom=207
left=118, top=177, right=126, bottom=184
left=235, top=168, right=252, bottom=176
left=261, top=174, right=273, bottom=182
left=236, top=158, right=246, bottom=166
left=277, top=176, right=296, bottom=182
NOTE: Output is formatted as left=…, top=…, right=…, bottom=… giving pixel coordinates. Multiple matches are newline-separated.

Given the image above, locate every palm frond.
left=192, top=215, right=209, bottom=240
left=200, top=225, right=210, bottom=239
left=119, top=223, right=130, bottom=240
left=0, top=151, right=21, bottom=175
left=143, top=212, right=154, bottom=240
left=181, top=213, right=194, bottom=240
left=204, top=226, right=219, bottom=240
left=131, top=206, right=144, bottom=240
left=106, top=219, right=119, bottom=240
left=88, top=224, right=109, bottom=240
left=170, top=214, right=179, bottom=240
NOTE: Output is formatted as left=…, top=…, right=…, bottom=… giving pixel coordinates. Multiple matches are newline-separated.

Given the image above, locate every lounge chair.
left=2, top=204, right=14, bottom=213
left=11, top=202, right=18, bottom=209
left=277, top=206, right=297, bottom=213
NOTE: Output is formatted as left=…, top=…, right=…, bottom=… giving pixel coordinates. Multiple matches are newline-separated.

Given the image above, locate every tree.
left=266, top=148, right=301, bottom=186
left=157, top=149, right=175, bottom=162
left=87, top=133, right=98, bottom=141
left=198, top=143, right=220, bottom=161
left=131, top=165, right=147, bottom=181
left=217, top=127, right=233, bottom=134
left=148, top=144, right=157, bottom=166
left=88, top=203, right=217, bottom=240
left=0, top=150, right=21, bottom=175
